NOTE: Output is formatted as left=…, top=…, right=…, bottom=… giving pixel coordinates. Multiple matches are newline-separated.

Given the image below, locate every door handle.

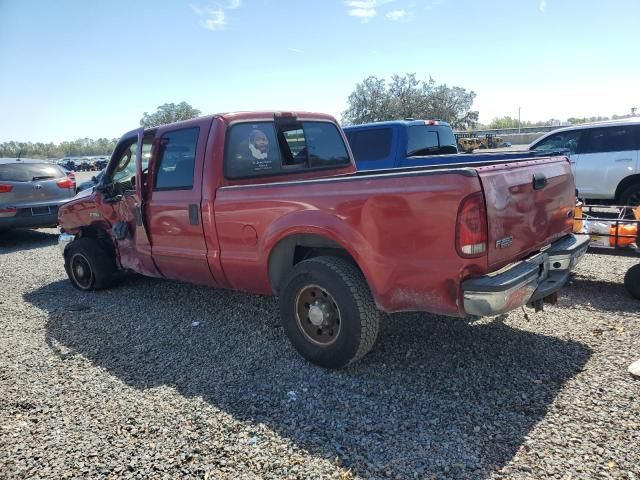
left=188, top=204, right=199, bottom=225
left=533, top=172, right=547, bottom=190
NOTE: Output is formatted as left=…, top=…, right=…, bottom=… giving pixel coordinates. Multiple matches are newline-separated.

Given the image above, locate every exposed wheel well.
left=615, top=174, right=640, bottom=201
left=268, top=234, right=358, bottom=294
left=75, top=226, right=116, bottom=258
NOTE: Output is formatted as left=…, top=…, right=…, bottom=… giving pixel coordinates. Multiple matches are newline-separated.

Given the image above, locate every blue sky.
left=1, top=0, right=639, bottom=142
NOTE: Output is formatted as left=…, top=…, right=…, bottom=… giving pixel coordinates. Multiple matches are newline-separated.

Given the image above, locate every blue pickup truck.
left=343, top=119, right=551, bottom=171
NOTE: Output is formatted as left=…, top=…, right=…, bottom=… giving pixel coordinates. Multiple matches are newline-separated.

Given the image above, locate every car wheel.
left=624, top=264, right=640, bottom=300
left=619, top=183, right=640, bottom=207
left=279, top=256, right=380, bottom=368
left=64, top=237, right=117, bottom=291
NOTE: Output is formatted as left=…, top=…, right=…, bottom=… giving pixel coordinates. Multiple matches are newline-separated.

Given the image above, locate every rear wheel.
left=624, top=264, right=640, bottom=300
left=619, top=183, right=640, bottom=207
left=279, top=256, right=380, bottom=368
left=64, top=237, right=117, bottom=291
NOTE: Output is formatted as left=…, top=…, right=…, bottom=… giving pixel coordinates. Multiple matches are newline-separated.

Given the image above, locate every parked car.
left=343, top=120, right=562, bottom=171
left=0, top=159, right=76, bottom=230
left=60, top=159, right=76, bottom=171
left=529, top=118, right=640, bottom=205
left=94, top=158, right=108, bottom=170
left=57, top=111, right=588, bottom=368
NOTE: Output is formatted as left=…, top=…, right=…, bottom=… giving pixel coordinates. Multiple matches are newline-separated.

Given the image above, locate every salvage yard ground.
left=0, top=228, right=638, bottom=479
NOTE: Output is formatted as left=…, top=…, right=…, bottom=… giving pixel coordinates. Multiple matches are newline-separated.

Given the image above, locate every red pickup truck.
left=58, top=111, right=589, bottom=368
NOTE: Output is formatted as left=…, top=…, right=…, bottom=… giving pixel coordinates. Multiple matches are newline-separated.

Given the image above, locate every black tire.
left=619, top=183, right=640, bottom=207
left=624, top=264, right=640, bottom=300
left=64, top=237, right=117, bottom=291
left=279, top=256, right=380, bottom=368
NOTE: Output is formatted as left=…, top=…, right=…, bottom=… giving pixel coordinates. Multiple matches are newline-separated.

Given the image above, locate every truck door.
left=96, top=128, right=160, bottom=277
left=145, top=119, right=218, bottom=286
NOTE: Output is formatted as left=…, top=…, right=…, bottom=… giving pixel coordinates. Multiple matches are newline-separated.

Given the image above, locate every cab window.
left=224, top=120, right=350, bottom=179
left=154, top=127, right=200, bottom=190
left=108, top=141, right=138, bottom=191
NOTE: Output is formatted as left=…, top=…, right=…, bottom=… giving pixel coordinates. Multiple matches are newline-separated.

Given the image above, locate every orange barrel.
left=609, top=223, right=638, bottom=247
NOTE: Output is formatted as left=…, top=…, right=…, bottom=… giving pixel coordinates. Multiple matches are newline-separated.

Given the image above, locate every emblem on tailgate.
left=496, top=236, right=513, bottom=249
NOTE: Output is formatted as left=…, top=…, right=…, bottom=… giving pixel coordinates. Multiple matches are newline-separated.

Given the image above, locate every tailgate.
left=476, top=157, right=575, bottom=270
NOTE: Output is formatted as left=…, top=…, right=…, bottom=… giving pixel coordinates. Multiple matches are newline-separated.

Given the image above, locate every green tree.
left=140, top=101, right=202, bottom=128
left=488, top=116, right=521, bottom=129
left=342, top=73, right=478, bottom=129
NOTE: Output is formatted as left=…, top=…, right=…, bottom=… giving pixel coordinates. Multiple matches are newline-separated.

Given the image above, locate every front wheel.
left=624, top=264, right=640, bottom=300
left=279, top=256, right=380, bottom=368
left=619, top=183, right=640, bottom=207
left=64, top=237, right=117, bottom=291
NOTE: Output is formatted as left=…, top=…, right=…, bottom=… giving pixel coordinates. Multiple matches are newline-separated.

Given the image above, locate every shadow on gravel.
left=0, top=228, right=58, bottom=254
left=27, top=277, right=591, bottom=479
left=567, top=274, right=639, bottom=314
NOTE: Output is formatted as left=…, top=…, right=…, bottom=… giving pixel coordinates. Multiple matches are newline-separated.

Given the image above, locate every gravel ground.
left=1, top=228, right=638, bottom=479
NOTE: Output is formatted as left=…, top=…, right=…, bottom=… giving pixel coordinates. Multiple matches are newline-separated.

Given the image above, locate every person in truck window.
left=235, top=128, right=275, bottom=174
left=249, top=129, right=269, bottom=160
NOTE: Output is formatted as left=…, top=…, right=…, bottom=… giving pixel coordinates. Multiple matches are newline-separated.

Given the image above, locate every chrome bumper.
left=462, top=234, right=590, bottom=317
left=58, top=232, right=75, bottom=255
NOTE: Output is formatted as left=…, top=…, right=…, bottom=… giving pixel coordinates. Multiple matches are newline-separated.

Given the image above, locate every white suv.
left=529, top=118, right=640, bottom=205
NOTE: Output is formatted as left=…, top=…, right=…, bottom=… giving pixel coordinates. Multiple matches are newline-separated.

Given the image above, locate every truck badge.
left=496, top=236, right=513, bottom=249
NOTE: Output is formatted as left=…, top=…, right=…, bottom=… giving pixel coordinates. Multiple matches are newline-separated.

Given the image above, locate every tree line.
left=0, top=138, right=119, bottom=160
left=485, top=113, right=636, bottom=130
left=2, top=83, right=635, bottom=158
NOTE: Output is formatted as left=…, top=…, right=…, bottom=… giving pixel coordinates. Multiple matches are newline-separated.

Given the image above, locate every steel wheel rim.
left=70, top=253, right=93, bottom=290
left=295, top=284, right=342, bottom=346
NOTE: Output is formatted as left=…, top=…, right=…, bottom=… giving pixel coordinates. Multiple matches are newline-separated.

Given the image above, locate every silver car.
left=0, top=159, right=76, bottom=230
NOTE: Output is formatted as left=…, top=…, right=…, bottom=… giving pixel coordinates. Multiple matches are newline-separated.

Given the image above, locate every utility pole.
left=518, top=107, right=521, bottom=134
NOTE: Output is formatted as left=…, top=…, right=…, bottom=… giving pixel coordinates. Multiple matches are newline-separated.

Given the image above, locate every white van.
left=529, top=118, right=640, bottom=205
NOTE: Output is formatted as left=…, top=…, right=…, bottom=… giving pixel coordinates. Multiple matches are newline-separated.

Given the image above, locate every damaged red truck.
left=58, top=111, right=589, bottom=368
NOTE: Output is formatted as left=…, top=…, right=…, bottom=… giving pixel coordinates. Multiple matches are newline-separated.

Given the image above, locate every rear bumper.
left=0, top=204, right=61, bottom=230
left=462, top=234, right=590, bottom=317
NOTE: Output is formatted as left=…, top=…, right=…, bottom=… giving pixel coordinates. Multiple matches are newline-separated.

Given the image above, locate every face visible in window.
left=249, top=129, right=269, bottom=159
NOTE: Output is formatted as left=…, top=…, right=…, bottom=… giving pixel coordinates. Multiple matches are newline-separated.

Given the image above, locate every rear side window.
left=407, top=125, right=458, bottom=156
left=225, top=120, right=350, bottom=179
left=0, top=163, right=65, bottom=182
left=154, top=127, right=199, bottom=190
left=578, top=126, right=639, bottom=154
left=347, top=128, right=392, bottom=162
left=532, top=131, right=582, bottom=154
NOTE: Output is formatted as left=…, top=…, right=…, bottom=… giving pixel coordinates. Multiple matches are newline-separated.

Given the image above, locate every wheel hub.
left=308, top=301, right=331, bottom=327
left=295, top=285, right=342, bottom=346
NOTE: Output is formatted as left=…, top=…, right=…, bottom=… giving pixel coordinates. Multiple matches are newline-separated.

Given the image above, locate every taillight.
left=0, top=207, right=17, bottom=218
left=56, top=178, right=76, bottom=189
left=456, top=192, right=487, bottom=258
left=0, top=184, right=13, bottom=193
